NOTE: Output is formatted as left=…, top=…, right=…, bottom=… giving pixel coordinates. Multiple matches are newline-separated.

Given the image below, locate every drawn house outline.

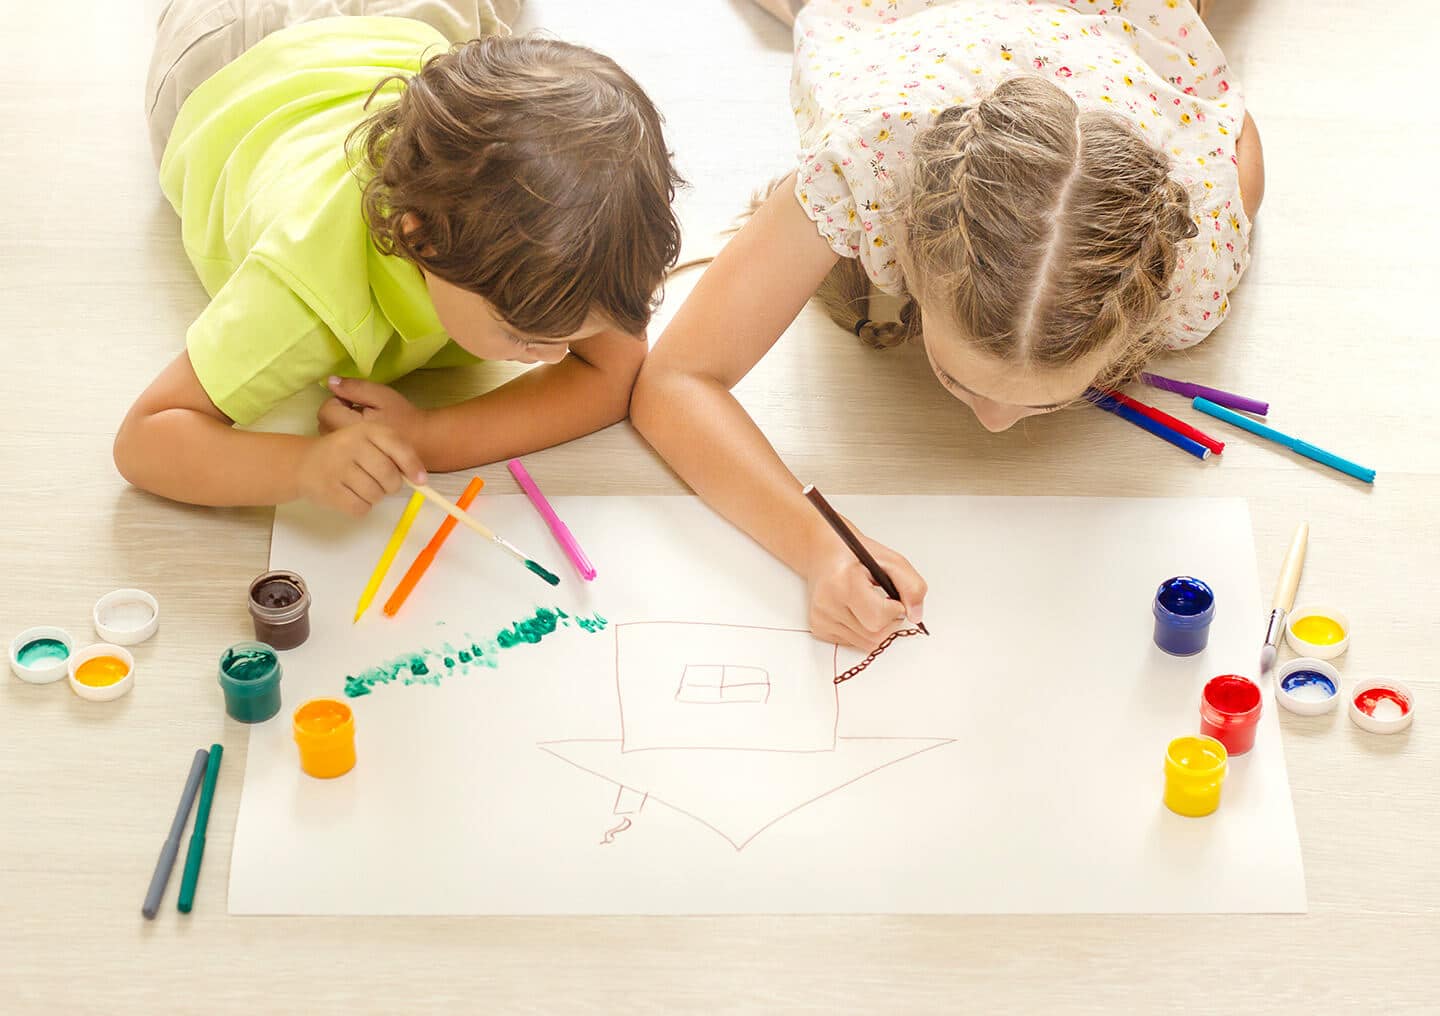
left=539, top=622, right=954, bottom=851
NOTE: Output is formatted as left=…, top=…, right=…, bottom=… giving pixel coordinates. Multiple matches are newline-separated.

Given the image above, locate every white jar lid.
left=68, top=643, right=135, bottom=702
left=93, top=589, right=160, bottom=646
left=9, top=626, right=75, bottom=684
left=1274, top=658, right=1341, bottom=716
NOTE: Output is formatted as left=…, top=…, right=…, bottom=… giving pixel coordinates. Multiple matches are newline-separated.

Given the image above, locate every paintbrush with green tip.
left=1260, top=522, right=1309, bottom=677
left=404, top=480, right=561, bottom=587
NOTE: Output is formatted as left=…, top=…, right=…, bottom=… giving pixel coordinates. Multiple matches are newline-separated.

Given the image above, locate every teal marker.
left=1192, top=397, right=1376, bottom=484
left=177, top=743, right=223, bottom=913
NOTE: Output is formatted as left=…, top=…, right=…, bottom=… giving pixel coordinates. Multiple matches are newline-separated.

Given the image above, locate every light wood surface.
left=3, top=2, right=1437, bottom=1013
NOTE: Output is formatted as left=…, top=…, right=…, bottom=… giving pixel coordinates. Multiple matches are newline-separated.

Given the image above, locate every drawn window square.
left=677, top=664, right=770, bottom=704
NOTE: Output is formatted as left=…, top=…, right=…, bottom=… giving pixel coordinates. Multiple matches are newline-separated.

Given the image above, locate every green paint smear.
left=17, top=638, right=69, bottom=666
left=341, top=607, right=607, bottom=698
left=223, top=647, right=277, bottom=682
left=525, top=560, right=561, bottom=586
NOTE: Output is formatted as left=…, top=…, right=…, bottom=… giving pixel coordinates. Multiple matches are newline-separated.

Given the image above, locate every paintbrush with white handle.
left=404, top=480, right=561, bottom=587
left=1260, top=522, right=1309, bottom=676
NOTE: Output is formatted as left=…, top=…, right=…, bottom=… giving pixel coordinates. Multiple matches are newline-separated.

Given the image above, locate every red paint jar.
left=1199, top=674, right=1262, bottom=755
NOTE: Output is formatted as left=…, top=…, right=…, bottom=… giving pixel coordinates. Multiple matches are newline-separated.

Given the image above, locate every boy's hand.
left=318, top=377, right=429, bottom=449
left=805, top=528, right=927, bottom=650
left=298, top=422, right=427, bottom=518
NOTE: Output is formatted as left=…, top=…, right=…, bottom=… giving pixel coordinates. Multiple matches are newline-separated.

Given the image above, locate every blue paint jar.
left=1152, top=576, right=1216, bottom=657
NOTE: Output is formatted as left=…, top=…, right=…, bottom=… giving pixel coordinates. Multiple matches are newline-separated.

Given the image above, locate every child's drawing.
left=539, top=622, right=954, bottom=851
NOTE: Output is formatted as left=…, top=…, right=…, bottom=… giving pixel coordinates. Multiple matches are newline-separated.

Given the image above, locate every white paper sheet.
left=229, top=494, right=1307, bottom=914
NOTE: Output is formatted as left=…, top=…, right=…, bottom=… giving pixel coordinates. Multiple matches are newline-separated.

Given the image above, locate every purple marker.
left=1140, top=372, right=1269, bottom=417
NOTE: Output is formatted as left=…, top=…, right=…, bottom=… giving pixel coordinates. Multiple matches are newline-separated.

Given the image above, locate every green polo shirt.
left=159, top=16, right=475, bottom=425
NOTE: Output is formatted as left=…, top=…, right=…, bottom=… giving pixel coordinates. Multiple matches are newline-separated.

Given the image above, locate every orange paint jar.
left=292, top=699, right=356, bottom=779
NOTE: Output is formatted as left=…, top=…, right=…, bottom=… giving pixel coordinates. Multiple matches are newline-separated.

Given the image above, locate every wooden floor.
left=2, top=1, right=1436, bottom=1012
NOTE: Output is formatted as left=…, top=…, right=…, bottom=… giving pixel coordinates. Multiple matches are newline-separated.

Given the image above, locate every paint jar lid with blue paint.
left=1152, top=576, right=1216, bottom=657
left=9, top=625, right=75, bottom=684
left=1274, top=658, right=1342, bottom=716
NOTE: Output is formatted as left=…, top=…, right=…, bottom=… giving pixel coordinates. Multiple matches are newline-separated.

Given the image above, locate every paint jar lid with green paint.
left=9, top=626, right=74, bottom=684
left=217, top=642, right=284, bottom=724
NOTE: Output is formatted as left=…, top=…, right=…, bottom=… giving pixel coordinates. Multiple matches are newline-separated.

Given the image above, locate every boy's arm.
left=321, top=327, right=646, bottom=473
left=114, top=351, right=424, bottom=513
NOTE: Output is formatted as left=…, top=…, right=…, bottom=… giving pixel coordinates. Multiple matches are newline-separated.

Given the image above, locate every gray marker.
left=142, top=748, right=209, bottom=919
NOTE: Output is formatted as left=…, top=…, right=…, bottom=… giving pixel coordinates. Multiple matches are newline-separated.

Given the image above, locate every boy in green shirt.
left=117, top=3, right=681, bottom=517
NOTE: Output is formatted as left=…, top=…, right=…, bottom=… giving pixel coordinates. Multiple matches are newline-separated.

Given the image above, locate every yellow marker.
left=354, top=490, right=426, bottom=623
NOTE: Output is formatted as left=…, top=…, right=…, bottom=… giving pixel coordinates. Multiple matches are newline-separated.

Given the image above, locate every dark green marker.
left=177, top=743, right=223, bottom=913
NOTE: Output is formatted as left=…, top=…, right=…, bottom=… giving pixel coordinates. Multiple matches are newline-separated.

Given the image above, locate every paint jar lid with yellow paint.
left=1285, top=606, right=1349, bottom=660
left=93, top=588, right=159, bottom=646
left=68, top=643, right=135, bottom=702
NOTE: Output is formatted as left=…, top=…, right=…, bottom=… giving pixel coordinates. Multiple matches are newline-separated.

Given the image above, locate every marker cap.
left=1274, top=658, right=1342, bottom=716
left=9, top=626, right=75, bottom=684
left=68, top=643, right=135, bottom=702
left=93, top=588, right=160, bottom=646
left=1348, top=678, right=1415, bottom=735
left=1284, top=605, right=1349, bottom=660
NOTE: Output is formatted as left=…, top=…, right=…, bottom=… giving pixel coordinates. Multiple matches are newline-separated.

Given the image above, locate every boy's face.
left=423, top=271, right=608, bottom=364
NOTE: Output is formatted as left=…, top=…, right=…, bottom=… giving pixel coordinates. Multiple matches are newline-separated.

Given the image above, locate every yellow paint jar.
left=293, top=699, right=356, bottom=779
left=1163, top=735, right=1228, bottom=818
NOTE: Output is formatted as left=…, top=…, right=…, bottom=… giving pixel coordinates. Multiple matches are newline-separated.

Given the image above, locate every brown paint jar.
left=248, top=570, right=312, bottom=650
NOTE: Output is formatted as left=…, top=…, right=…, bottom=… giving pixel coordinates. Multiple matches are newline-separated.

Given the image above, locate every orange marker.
left=383, top=475, right=485, bottom=617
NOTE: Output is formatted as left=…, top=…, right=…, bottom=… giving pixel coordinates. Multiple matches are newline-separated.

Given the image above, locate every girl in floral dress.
left=632, top=0, right=1263, bottom=650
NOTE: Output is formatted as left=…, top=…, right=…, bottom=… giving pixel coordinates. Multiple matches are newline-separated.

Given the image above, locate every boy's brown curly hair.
left=351, top=35, right=683, bottom=337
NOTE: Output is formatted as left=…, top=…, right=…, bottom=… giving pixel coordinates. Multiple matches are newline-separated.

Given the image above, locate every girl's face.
left=919, top=314, right=1108, bottom=433
left=423, top=271, right=607, bottom=365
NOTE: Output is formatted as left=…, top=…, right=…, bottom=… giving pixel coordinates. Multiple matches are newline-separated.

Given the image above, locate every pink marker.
left=507, top=459, right=596, bottom=581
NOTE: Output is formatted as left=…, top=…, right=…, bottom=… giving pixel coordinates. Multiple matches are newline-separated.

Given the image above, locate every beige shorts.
left=144, top=0, right=525, bottom=166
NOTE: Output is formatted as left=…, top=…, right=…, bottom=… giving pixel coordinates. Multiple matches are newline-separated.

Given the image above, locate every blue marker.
left=1088, top=391, right=1210, bottom=460
left=1191, top=398, right=1376, bottom=484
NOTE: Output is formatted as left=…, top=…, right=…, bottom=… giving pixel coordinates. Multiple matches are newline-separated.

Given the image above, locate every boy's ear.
left=400, top=212, right=439, bottom=258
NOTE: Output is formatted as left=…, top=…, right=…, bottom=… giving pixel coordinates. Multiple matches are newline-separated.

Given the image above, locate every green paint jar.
left=218, top=641, right=283, bottom=723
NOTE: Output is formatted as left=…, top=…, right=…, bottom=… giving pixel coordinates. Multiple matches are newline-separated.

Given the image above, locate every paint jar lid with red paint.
left=1348, top=678, right=1415, bottom=734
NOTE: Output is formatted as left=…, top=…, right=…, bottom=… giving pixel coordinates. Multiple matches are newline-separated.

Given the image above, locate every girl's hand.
left=318, top=377, right=430, bottom=450
left=297, top=422, right=427, bottom=518
left=806, top=529, right=927, bottom=650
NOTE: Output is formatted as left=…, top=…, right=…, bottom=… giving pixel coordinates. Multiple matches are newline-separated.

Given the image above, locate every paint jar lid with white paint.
left=9, top=625, right=75, bottom=684
left=1284, top=605, right=1349, bottom=660
left=1348, top=678, right=1415, bottom=735
left=93, top=588, right=160, bottom=645
left=68, top=643, right=135, bottom=702
left=1274, top=658, right=1342, bottom=716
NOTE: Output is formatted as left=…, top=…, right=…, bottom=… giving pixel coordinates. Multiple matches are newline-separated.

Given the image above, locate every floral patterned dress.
left=793, top=0, right=1250, bottom=348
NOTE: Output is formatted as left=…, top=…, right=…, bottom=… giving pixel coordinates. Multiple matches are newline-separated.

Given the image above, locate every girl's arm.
left=114, top=352, right=425, bottom=514
left=1236, top=112, right=1264, bottom=221
left=631, top=174, right=928, bottom=649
